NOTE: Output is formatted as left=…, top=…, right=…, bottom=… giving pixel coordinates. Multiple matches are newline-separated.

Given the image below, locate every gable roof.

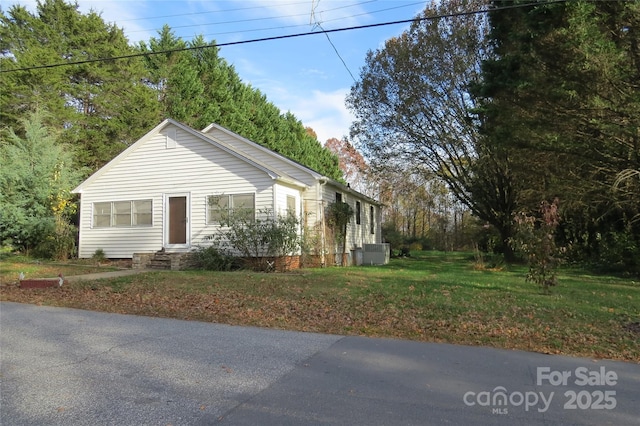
left=72, top=119, right=308, bottom=194
left=202, top=122, right=325, bottom=180
left=72, top=119, right=380, bottom=205
left=202, top=122, right=381, bottom=206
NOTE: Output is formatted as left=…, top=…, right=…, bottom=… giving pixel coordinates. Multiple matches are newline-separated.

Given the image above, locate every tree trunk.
left=499, top=226, right=516, bottom=263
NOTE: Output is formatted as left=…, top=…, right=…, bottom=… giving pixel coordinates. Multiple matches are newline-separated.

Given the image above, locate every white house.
left=72, top=119, right=384, bottom=267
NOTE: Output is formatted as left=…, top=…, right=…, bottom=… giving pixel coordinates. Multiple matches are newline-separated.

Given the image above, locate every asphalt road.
left=1, top=301, right=638, bottom=425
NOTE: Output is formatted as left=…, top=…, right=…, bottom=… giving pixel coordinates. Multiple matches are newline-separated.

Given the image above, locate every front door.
left=165, top=194, right=189, bottom=248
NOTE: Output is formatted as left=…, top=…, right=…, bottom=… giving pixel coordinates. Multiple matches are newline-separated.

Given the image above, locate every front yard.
left=1, top=251, right=638, bottom=362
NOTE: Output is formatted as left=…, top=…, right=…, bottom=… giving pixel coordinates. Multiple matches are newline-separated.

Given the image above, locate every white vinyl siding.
left=319, top=183, right=380, bottom=250
left=203, top=125, right=384, bottom=249
left=74, top=121, right=380, bottom=260
left=274, top=183, right=300, bottom=218
left=76, top=124, right=274, bottom=258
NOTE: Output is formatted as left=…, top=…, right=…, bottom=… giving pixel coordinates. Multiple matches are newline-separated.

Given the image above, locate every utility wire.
left=0, top=0, right=568, bottom=74
left=126, top=0, right=377, bottom=35
left=193, top=0, right=419, bottom=41
left=152, top=2, right=423, bottom=43
left=120, top=0, right=311, bottom=23
left=311, top=0, right=358, bottom=82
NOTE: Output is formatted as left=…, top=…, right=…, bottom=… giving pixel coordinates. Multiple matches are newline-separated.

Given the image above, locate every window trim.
left=356, top=201, right=361, bottom=225
left=92, top=199, right=153, bottom=228
left=286, top=195, right=296, bottom=217
left=207, top=193, right=256, bottom=224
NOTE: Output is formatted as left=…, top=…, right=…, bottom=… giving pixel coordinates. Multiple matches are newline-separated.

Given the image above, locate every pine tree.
left=1, top=0, right=160, bottom=171
left=477, top=0, right=640, bottom=271
left=0, top=109, right=83, bottom=256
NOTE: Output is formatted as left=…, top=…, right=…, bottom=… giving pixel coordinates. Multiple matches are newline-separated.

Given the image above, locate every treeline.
left=0, top=0, right=342, bottom=257
left=0, top=0, right=342, bottom=180
left=348, top=0, right=640, bottom=274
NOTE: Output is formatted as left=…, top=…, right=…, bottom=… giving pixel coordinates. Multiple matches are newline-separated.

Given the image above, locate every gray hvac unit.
left=362, top=243, right=390, bottom=265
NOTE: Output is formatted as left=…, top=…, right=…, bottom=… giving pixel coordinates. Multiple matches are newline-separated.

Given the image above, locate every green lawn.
left=1, top=251, right=638, bottom=362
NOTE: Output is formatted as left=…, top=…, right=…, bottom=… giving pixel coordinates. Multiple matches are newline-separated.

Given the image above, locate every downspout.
left=273, top=183, right=278, bottom=218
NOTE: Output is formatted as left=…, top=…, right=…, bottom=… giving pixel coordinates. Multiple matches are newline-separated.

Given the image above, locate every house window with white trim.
left=207, top=193, right=255, bottom=223
left=286, top=195, right=296, bottom=217
left=356, top=201, right=361, bottom=225
left=93, top=200, right=152, bottom=228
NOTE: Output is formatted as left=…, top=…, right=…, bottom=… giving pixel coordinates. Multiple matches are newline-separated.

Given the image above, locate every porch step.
left=149, top=259, right=172, bottom=270
left=133, top=251, right=193, bottom=270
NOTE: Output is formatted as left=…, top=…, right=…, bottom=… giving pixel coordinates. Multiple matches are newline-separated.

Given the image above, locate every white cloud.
left=291, top=88, right=354, bottom=144
left=241, top=0, right=371, bottom=28
left=239, top=66, right=353, bottom=144
left=1, top=0, right=156, bottom=43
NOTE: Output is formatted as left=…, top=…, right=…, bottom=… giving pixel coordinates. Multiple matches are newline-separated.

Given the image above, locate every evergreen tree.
left=477, top=0, right=640, bottom=271
left=0, top=109, right=83, bottom=256
left=1, top=0, right=160, bottom=171
left=139, top=27, right=343, bottom=181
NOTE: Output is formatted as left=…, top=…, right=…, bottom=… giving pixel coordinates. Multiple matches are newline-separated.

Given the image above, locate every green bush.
left=35, top=218, right=77, bottom=260
left=92, top=248, right=106, bottom=263
left=594, top=231, right=640, bottom=276
left=512, top=200, right=562, bottom=293
left=191, top=246, right=242, bottom=271
left=210, top=208, right=301, bottom=271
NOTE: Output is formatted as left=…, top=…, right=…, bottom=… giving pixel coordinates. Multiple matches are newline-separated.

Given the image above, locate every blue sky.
left=2, top=0, right=427, bottom=143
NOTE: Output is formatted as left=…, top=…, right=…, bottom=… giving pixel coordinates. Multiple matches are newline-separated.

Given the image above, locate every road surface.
left=1, top=302, right=638, bottom=425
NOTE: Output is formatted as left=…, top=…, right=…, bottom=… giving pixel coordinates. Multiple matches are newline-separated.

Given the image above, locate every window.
left=133, top=200, right=152, bottom=225
left=207, top=193, right=255, bottom=223
left=336, top=192, right=342, bottom=203
left=286, top=195, right=296, bottom=217
left=113, top=201, right=131, bottom=226
left=356, top=201, right=361, bottom=225
left=93, top=200, right=152, bottom=228
left=93, top=202, right=111, bottom=227
left=370, top=206, right=375, bottom=234
left=208, top=195, right=229, bottom=223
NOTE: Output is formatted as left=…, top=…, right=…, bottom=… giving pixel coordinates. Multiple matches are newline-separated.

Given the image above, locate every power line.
left=0, top=1, right=568, bottom=74
left=311, top=0, right=358, bottom=82
left=126, top=0, right=378, bottom=36
left=191, top=0, right=421, bottom=42
left=151, top=2, right=424, bottom=44
left=119, top=1, right=311, bottom=23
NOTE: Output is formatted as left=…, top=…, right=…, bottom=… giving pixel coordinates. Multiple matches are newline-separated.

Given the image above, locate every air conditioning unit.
left=362, top=243, right=390, bottom=265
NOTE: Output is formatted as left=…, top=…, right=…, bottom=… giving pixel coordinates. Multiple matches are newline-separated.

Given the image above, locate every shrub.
left=191, top=246, right=242, bottom=271
left=33, top=218, right=77, bottom=260
left=92, top=248, right=106, bottom=263
left=512, top=199, right=563, bottom=293
left=208, top=208, right=301, bottom=272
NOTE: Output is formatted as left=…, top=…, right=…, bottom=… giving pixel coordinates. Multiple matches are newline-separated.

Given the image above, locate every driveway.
left=1, top=302, right=638, bottom=425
